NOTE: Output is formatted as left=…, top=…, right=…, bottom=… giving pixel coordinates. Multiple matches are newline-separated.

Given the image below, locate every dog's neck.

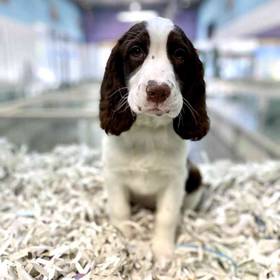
left=107, top=114, right=185, bottom=154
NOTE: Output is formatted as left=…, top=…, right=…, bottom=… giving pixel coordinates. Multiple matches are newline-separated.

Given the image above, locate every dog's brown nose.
left=146, top=80, right=171, bottom=104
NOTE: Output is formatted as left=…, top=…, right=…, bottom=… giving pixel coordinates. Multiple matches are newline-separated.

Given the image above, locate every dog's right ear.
left=99, top=39, right=136, bottom=136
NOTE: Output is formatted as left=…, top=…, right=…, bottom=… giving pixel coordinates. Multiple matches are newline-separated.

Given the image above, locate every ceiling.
left=75, top=0, right=201, bottom=9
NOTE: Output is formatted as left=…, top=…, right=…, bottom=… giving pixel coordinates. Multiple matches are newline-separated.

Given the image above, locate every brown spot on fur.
left=185, top=160, right=202, bottom=193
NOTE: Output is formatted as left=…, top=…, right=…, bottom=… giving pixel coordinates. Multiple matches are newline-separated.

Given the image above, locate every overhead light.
left=117, top=10, right=158, bottom=22
left=117, top=1, right=158, bottom=23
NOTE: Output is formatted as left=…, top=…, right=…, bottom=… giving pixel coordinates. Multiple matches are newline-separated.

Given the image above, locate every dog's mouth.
left=129, top=93, right=178, bottom=117
left=143, top=107, right=170, bottom=117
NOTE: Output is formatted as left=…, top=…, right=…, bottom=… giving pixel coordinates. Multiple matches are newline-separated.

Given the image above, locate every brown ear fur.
left=173, top=29, right=210, bottom=140
left=99, top=40, right=136, bottom=135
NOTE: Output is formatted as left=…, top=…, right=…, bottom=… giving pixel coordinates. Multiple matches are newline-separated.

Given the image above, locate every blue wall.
left=84, top=7, right=198, bottom=43
left=0, top=0, right=83, bottom=41
left=197, top=0, right=266, bottom=39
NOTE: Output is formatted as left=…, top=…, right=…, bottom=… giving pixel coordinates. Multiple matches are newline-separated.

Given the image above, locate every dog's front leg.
left=106, top=175, right=130, bottom=233
left=152, top=181, right=185, bottom=260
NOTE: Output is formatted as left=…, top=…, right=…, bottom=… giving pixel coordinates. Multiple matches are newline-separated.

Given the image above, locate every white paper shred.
left=0, top=139, right=279, bottom=279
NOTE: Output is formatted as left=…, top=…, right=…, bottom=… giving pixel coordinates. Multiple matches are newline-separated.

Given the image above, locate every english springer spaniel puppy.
left=99, top=17, right=209, bottom=259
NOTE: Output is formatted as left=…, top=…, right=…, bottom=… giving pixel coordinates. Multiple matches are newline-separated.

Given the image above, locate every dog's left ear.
left=99, top=36, right=136, bottom=136
left=173, top=31, right=210, bottom=141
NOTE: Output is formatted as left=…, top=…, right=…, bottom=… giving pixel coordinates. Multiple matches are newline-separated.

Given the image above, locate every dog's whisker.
left=114, top=100, right=127, bottom=112
left=182, top=98, right=198, bottom=124
left=119, top=104, right=130, bottom=113
left=184, top=104, right=198, bottom=124
left=183, top=97, right=199, bottom=116
left=177, top=110, right=183, bottom=128
left=113, top=95, right=130, bottom=113
left=109, top=87, right=128, bottom=98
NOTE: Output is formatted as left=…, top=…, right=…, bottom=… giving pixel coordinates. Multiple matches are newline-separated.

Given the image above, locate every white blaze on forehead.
left=146, top=17, right=174, bottom=55
left=146, top=17, right=174, bottom=39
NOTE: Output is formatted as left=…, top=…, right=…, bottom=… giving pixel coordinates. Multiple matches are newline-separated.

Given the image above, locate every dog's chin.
left=128, top=98, right=182, bottom=119
left=144, top=108, right=169, bottom=117
left=133, top=108, right=173, bottom=118
left=131, top=106, right=181, bottom=119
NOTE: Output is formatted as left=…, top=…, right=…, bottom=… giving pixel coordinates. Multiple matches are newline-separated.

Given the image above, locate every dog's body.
left=100, top=17, right=209, bottom=259
left=103, top=115, right=187, bottom=257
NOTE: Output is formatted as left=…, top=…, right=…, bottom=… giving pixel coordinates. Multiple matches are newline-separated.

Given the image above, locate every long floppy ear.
left=99, top=40, right=136, bottom=135
left=173, top=35, right=210, bottom=141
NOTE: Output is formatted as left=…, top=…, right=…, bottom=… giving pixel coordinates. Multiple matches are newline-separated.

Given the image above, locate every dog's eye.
left=173, top=48, right=186, bottom=62
left=129, top=45, right=145, bottom=59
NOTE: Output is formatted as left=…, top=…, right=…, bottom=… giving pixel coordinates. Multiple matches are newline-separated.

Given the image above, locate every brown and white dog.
left=99, top=17, right=209, bottom=259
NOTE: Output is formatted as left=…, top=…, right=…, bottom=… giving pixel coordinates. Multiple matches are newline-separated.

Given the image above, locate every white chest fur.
left=102, top=115, right=188, bottom=197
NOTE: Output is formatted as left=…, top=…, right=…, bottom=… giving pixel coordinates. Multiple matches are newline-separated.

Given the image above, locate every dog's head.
left=99, top=17, right=209, bottom=140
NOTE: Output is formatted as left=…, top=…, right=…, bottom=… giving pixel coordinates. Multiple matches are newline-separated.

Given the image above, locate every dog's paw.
left=152, top=237, right=174, bottom=262
left=112, top=219, right=133, bottom=239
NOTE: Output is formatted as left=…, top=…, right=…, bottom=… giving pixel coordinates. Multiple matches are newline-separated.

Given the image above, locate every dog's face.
left=127, top=18, right=182, bottom=119
left=100, top=17, right=209, bottom=140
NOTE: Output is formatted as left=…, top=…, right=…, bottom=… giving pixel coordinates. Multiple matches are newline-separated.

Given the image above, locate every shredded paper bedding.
left=0, top=139, right=279, bottom=279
